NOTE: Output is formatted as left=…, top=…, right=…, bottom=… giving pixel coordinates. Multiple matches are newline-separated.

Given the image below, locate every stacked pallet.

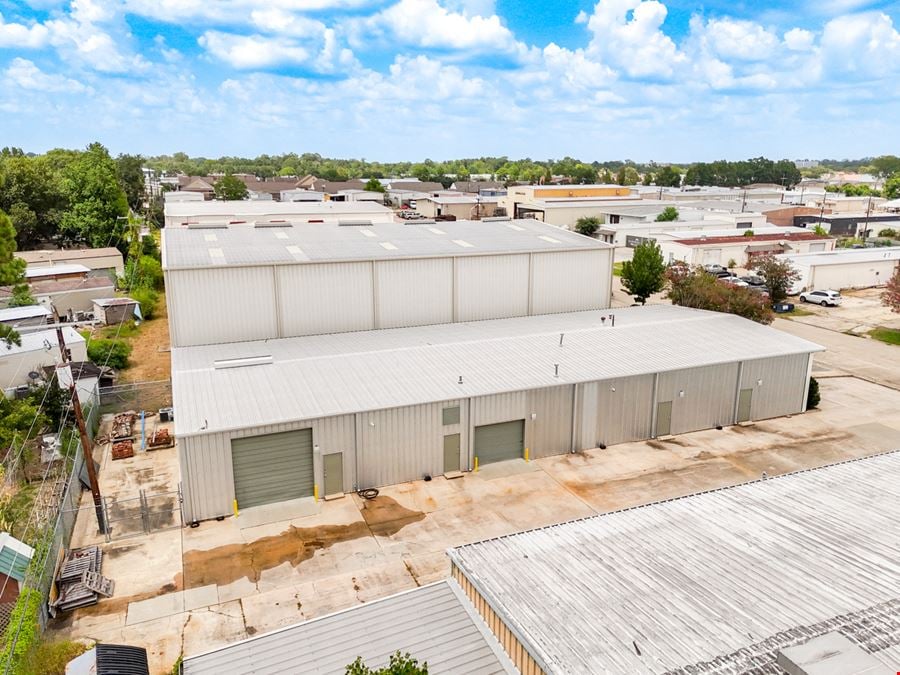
left=53, top=546, right=114, bottom=612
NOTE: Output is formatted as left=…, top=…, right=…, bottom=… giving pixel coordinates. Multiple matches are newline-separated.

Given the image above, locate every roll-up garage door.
left=474, top=420, right=525, bottom=465
left=231, top=429, right=314, bottom=509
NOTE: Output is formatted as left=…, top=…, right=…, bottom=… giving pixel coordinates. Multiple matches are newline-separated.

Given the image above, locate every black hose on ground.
left=357, top=488, right=379, bottom=500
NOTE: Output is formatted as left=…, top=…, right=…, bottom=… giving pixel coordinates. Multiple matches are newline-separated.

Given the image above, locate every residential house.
left=17, top=247, right=125, bottom=280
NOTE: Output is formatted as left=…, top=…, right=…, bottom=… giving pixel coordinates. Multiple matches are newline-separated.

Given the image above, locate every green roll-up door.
left=474, top=420, right=525, bottom=465
left=231, top=429, right=314, bottom=509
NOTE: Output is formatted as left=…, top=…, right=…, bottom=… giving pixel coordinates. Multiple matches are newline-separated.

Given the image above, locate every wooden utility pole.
left=56, top=328, right=107, bottom=533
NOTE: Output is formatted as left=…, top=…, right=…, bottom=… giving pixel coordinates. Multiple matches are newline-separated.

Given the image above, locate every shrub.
left=87, top=338, right=132, bottom=369
left=743, top=229, right=754, bottom=237
left=727, top=258, right=737, bottom=269
left=130, top=287, right=159, bottom=320
left=806, top=377, right=820, bottom=410
left=877, top=228, right=897, bottom=238
left=22, top=640, right=90, bottom=675
left=574, top=216, right=601, bottom=236
left=124, top=255, right=164, bottom=291
left=655, top=206, right=679, bottom=222
left=0, top=587, right=42, bottom=674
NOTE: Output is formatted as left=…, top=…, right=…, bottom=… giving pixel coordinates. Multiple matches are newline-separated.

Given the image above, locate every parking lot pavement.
left=785, top=288, right=900, bottom=334
left=49, top=377, right=900, bottom=673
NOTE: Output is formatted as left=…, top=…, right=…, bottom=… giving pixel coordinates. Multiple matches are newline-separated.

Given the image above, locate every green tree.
left=750, top=255, right=800, bottom=303
left=655, top=206, right=679, bottom=222
left=59, top=143, right=129, bottom=247
left=806, top=377, right=820, bottom=410
left=574, top=216, right=601, bottom=236
left=0, top=209, right=27, bottom=347
left=871, top=155, right=900, bottom=177
left=115, top=154, right=146, bottom=211
left=620, top=241, right=666, bottom=304
left=7, top=284, right=35, bottom=308
left=214, top=174, right=249, bottom=201
left=346, top=652, right=428, bottom=675
left=655, top=165, right=682, bottom=187
left=884, top=173, right=900, bottom=200
left=0, top=154, right=66, bottom=247
left=364, top=178, right=386, bottom=193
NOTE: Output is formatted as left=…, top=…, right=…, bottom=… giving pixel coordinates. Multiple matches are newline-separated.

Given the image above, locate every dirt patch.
left=358, top=495, right=424, bottom=527
left=51, top=574, right=185, bottom=626
left=183, top=499, right=424, bottom=588
left=119, top=293, right=171, bottom=383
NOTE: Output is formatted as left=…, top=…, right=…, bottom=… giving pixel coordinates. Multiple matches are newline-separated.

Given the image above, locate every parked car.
left=740, top=275, right=766, bottom=287
left=718, top=275, right=749, bottom=287
left=703, top=264, right=728, bottom=275
left=799, top=289, right=842, bottom=306
left=748, top=286, right=770, bottom=298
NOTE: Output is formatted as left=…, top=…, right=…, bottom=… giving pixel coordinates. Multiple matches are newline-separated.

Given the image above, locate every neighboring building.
left=18, top=247, right=125, bottom=280
left=162, top=218, right=614, bottom=348
left=24, top=263, right=90, bottom=283
left=498, top=185, right=640, bottom=228
left=329, top=189, right=385, bottom=203
left=172, top=305, right=820, bottom=521
left=1, top=327, right=86, bottom=396
left=386, top=180, right=445, bottom=193
left=415, top=195, right=500, bottom=220
left=782, top=247, right=900, bottom=291
left=603, top=218, right=751, bottom=248
left=808, top=194, right=886, bottom=214
left=50, top=360, right=109, bottom=407
left=0, top=533, right=33, bottom=628
left=279, top=189, right=325, bottom=202
left=180, top=177, right=216, bottom=200
left=183, top=580, right=516, bottom=675
left=448, top=451, right=900, bottom=674
left=450, top=181, right=506, bottom=195
left=163, top=200, right=394, bottom=227
left=0, top=305, right=51, bottom=329
left=29, top=277, right=116, bottom=319
left=92, top=298, right=139, bottom=325
left=657, top=230, right=835, bottom=267
left=754, top=204, right=826, bottom=227
left=164, top=191, right=204, bottom=203
left=793, top=212, right=900, bottom=238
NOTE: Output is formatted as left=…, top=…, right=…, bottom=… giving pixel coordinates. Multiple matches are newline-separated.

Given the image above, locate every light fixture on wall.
left=757, top=379, right=763, bottom=386
left=610, top=386, right=616, bottom=392
left=531, top=413, right=537, bottom=420
left=678, top=390, right=685, bottom=398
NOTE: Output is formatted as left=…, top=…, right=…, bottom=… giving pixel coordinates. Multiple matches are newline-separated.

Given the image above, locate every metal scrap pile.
left=52, top=546, right=114, bottom=613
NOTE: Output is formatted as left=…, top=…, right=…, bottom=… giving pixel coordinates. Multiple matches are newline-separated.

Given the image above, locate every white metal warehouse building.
left=172, top=305, right=822, bottom=522
left=162, top=219, right=614, bottom=347
left=162, top=200, right=393, bottom=228
left=782, top=246, right=900, bottom=291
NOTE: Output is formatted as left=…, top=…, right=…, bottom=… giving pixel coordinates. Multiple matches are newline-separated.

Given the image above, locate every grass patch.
left=613, top=262, right=624, bottom=277
left=869, top=327, right=900, bottom=346
left=788, top=307, right=816, bottom=317
left=99, top=320, right=141, bottom=340
left=22, top=639, right=91, bottom=675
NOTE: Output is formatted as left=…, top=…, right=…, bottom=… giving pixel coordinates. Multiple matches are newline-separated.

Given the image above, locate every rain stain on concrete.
left=183, top=497, right=424, bottom=588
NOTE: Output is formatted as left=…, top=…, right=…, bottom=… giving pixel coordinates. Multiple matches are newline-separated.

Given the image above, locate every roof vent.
left=214, top=355, right=273, bottom=370
left=186, top=222, right=227, bottom=229
left=405, top=219, right=436, bottom=225
left=254, top=219, right=291, bottom=228
left=338, top=219, right=373, bottom=226
left=482, top=216, right=511, bottom=222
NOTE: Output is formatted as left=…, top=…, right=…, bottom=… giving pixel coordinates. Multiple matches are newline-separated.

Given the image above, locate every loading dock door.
left=737, top=389, right=753, bottom=423
left=474, top=420, right=525, bottom=465
left=656, top=401, right=672, bottom=437
left=231, top=429, right=314, bottom=509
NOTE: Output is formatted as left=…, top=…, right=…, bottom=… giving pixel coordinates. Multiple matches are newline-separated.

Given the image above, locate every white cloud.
left=585, top=0, right=685, bottom=78
left=821, top=11, right=900, bottom=73
left=0, top=12, right=50, bottom=47
left=360, top=0, right=520, bottom=52
left=250, top=8, right=327, bottom=37
left=124, top=0, right=371, bottom=23
left=784, top=27, right=815, bottom=51
left=199, top=32, right=312, bottom=69
left=702, top=18, right=779, bottom=61
left=4, top=57, right=90, bottom=93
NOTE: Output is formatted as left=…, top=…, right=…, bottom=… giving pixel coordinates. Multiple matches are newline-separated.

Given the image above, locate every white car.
left=718, top=275, right=749, bottom=287
left=799, top=289, right=842, bottom=306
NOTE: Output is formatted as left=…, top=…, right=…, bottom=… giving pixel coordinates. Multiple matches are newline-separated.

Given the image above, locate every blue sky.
left=1, top=0, right=899, bottom=161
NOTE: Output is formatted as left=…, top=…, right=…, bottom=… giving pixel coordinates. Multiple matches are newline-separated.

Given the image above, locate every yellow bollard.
left=524, top=447, right=530, bottom=462
left=314, top=483, right=319, bottom=502
left=233, top=499, right=239, bottom=518
left=474, top=457, right=479, bottom=473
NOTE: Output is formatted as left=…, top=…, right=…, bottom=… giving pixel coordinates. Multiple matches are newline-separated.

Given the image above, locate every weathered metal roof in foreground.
left=172, top=305, right=822, bottom=436
left=182, top=580, right=516, bottom=675
left=449, top=451, right=900, bottom=675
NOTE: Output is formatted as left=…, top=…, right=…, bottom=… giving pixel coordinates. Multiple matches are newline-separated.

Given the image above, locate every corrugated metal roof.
left=1, top=327, right=83, bottom=357
left=784, top=246, right=900, bottom=267
left=0, top=305, right=51, bottom=322
left=24, top=263, right=91, bottom=278
left=449, top=451, right=900, bottom=675
left=182, top=580, right=516, bottom=675
left=17, top=248, right=122, bottom=263
left=164, top=200, right=392, bottom=219
left=162, top=219, right=607, bottom=270
left=171, top=305, right=822, bottom=436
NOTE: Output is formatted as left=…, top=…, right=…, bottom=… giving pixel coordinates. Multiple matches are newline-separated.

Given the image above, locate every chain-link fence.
left=98, top=380, right=172, bottom=416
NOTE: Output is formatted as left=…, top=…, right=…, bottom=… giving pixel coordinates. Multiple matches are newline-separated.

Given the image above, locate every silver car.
left=799, top=289, right=842, bottom=306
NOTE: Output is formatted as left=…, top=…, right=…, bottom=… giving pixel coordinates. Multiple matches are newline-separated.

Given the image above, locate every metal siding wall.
left=168, top=267, right=278, bottom=347
left=472, top=392, right=528, bottom=427
left=375, top=258, right=453, bottom=328
left=182, top=415, right=357, bottom=521
left=580, top=374, right=655, bottom=447
left=527, top=386, right=573, bottom=458
left=740, top=354, right=810, bottom=421
left=657, top=363, right=739, bottom=435
left=278, top=262, right=374, bottom=336
left=812, top=261, right=897, bottom=290
left=357, top=403, right=444, bottom=488
left=456, top=254, right=530, bottom=321
left=531, top=250, right=609, bottom=314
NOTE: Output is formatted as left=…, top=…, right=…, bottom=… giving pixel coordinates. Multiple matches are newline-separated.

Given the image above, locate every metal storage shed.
left=172, top=305, right=822, bottom=522
left=161, top=219, right=615, bottom=347
left=182, top=579, right=516, bottom=675
left=448, top=451, right=900, bottom=674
